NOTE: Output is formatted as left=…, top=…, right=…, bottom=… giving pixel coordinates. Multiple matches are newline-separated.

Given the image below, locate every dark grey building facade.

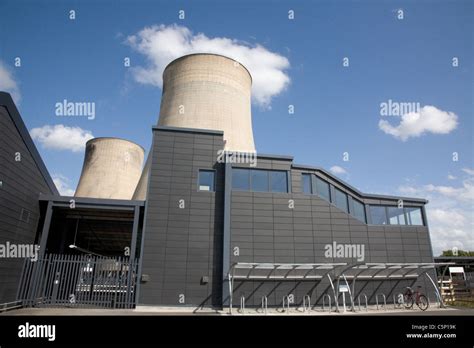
left=137, top=125, right=436, bottom=309
left=0, top=92, right=59, bottom=305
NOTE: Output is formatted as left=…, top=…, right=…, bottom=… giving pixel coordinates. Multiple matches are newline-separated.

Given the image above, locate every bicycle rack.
left=376, top=293, right=386, bottom=311
left=302, top=295, right=311, bottom=313
left=393, top=293, right=404, bottom=309
left=322, top=293, right=332, bottom=312
left=357, top=293, right=368, bottom=312
left=282, top=295, right=290, bottom=314
left=239, top=296, right=245, bottom=314
left=261, top=296, right=268, bottom=315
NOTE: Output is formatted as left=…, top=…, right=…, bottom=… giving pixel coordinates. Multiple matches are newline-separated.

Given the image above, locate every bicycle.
left=403, top=286, right=429, bottom=311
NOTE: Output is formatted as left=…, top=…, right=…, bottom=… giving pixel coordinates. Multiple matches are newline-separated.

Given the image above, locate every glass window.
left=352, top=199, right=366, bottom=223
left=406, top=207, right=423, bottom=225
left=334, top=188, right=348, bottom=212
left=232, top=168, right=250, bottom=191
left=302, top=174, right=312, bottom=194
left=387, top=207, right=406, bottom=225
left=270, top=171, right=288, bottom=193
left=370, top=206, right=387, bottom=225
left=251, top=169, right=269, bottom=192
left=198, top=170, right=215, bottom=191
left=315, top=176, right=331, bottom=201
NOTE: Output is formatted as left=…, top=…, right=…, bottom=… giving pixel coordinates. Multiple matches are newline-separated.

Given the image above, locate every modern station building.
left=0, top=54, right=440, bottom=312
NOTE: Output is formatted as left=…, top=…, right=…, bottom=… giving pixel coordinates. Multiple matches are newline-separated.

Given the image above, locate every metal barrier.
left=261, top=296, right=268, bottom=315
left=302, top=295, right=311, bottom=313
left=239, top=296, right=245, bottom=314
left=322, top=293, right=332, bottom=312
left=376, top=293, right=387, bottom=310
left=282, top=295, right=290, bottom=314
left=357, top=293, right=368, bottom=312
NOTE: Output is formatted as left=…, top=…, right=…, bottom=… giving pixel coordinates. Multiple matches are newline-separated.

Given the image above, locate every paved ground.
left=1, top=305, right=473, bottom=316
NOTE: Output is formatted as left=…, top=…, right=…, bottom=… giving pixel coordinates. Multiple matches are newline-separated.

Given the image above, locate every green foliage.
left=441, top=250, right=474, bottom=257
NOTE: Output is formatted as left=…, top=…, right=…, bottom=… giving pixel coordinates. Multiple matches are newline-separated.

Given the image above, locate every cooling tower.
left=133, top=53, right=256, bottom=200
left=75, top=138, right=145, bottom=200
left=158, top=53, right=256, bottom=152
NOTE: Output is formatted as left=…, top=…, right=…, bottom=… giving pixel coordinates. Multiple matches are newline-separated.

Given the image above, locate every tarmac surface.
left=1, top=305, right=473, bottom=316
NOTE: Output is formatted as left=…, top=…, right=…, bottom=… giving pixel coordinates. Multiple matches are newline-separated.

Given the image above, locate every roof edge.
left=0, top=92, right=59, bottom=195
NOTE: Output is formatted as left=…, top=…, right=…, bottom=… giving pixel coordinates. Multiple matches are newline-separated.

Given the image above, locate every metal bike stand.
left=239, top=296, right=245, bottom=314
left=376, top=293, right=386, bottom=311
left=261, top=296, right=268, bottom=315
left=303, top=295, right=311, bottom=313
left=322, top=293, right=332, bottom=312
left=393, top=293, right=404, bottom=309
left=357, top=293, right=368, bottom=312
left=282, top=295, right=290, bottom=314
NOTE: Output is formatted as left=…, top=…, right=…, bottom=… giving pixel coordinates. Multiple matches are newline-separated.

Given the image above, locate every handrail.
left=282, top=295, right=290, bottom=314
left=322, top=293, right=332, bottom=312
left=261, top=296, right=268, bottom=315
left=240, top=296, right=245, bottom=314
left=303, top=295, right=311, bottom=312
left=357, top=293, right=368, bottom=312
left=376, top=293, right=386, bottom=311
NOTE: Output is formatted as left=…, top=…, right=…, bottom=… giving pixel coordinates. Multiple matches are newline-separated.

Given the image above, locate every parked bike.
left=403, top=286, right=429, bottom=311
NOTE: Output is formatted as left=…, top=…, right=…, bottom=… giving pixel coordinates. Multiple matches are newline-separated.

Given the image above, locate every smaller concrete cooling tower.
left=75, top=138, right=144, bottom=200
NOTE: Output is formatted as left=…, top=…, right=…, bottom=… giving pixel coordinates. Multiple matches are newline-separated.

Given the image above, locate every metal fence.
left=17, top=254, right=139, bottom=309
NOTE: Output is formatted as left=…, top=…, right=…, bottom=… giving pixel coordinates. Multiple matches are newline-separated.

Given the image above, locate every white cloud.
left=447, top=174, right=457, bottom=180
left=53, top=174, right=75, bottom=196
left=125, top=24, right=290, bottom=108
left=330, top=165, right=347, bottom=175
left=398, top=171, right=474, bottom=255
left=30, top=125, right=93, bottom=152
left=0, top=61, right=21, bottom=103
left=379, top=105, right=458, bottom=141
left=462, top=168, right=474, bottom=176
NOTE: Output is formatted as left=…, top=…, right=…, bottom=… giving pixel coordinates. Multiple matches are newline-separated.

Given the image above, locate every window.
left=232, top=168, right=250, bottom=190
left=406, top=207, right=423, bottom=225
left=387, top=207, right=406, bottom=225
left=251, top=169, right=269, bottom=192
left=198, top=170, right=215, bottom=191
left=302, top=174, right=312, bottom=194
left=370, top=206, right=387, bottom=225
left=315, top=176, right=331, bottom=202
left=270, top=171, right=288, bottom=193
left=334, top=188, right=348, bottom=212
left=352, top=199, right=366, bottom=223
left=232, top=168, right=289, bottom=193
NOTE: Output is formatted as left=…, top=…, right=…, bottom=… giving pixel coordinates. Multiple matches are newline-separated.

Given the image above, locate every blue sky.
left=0, top=0, right=472, bottom=254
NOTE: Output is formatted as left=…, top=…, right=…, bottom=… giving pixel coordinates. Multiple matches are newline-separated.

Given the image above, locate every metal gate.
left=17, top=254, right=139, bottom=309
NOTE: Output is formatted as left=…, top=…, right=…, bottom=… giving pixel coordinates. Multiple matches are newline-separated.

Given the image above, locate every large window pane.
left=302, top=174, right=312, bottom=194
left=406, top=207, right=423, bottom=225
left=387, top=207, right=406, bottom=225
left=251, top=169, right=269, bottom=192
left=352, top=199, right=366, bottom=223
left=315, top=176, right=330, bottom=201
left=334, top=188, right=348, bottom=212
left=198, top=170, right=215, bottom=191
left=232, top=168, right=250, bottom=190
left=270, top=171, right=288, bottom=193
left=370, top=206, right=387, bottom=225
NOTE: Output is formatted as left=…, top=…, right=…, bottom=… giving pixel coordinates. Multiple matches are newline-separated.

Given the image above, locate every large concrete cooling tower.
left=133, top=53, right=256, bottom=200
left=75, top=138, right=145, bottom=200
